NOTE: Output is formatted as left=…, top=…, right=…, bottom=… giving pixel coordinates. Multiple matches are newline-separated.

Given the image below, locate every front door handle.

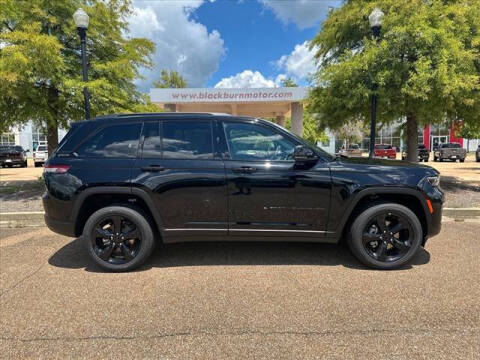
left=140, top=165, right=165, bottom=172
left=232, top=166, right=257, bottom=174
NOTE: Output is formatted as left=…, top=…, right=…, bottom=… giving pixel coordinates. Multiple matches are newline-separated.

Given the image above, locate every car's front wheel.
left=348, top=203, right=422, bottom=269
left=83, top=205, right=156, bottom=272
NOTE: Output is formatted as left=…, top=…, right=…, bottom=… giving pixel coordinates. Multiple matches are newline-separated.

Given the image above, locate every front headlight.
left=427, top=175, right=440, bottom=187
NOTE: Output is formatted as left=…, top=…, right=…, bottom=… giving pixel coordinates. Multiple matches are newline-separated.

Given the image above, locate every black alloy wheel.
left=362, top=212, right=413, bottom=263
left=348, top=203, right=422, bottom=269
left=83, top=206, right=155, bottom=272
left=91, top=215, right=141, bottom=265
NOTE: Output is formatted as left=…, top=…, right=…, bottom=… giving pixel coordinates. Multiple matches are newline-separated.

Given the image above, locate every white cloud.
left=214, top=70, right=280, bottom=88
left=129, top=1, right=225, bottom=90
left=275, top=41, right=318, bottom=80
left=260, top=0, right=340, bottom=29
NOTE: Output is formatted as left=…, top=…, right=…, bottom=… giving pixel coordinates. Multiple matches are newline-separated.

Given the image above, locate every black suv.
left=43, top=113, right=443, bottom=271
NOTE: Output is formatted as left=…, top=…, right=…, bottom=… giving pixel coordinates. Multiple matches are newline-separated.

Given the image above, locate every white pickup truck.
left=34, top=144, right=48, bottom=167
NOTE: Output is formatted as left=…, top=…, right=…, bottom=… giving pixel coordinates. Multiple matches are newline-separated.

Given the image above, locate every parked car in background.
left=34, top=144, right=48, bottom=167
left=402, top=145, right=430, bottom=162
left=433, top=143, right=466, bottom=162
left=476, top=145, right=480, bottom=162
left=374, top=144, right=397, bottom=159
left=339, top=144, right=362, bottom=157
left=43, top=113, right=443, bottom=272
left=0, top=145, right=28, bottom=167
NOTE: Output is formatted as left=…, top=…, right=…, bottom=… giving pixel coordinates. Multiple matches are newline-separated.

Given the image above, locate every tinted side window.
left=76, top=123, right=142, bottom=158
left=223, top=122, right=296, bottom=161
left=141, top=121, right=161, bottom=158
left=162, top=120, right=213, bottom=159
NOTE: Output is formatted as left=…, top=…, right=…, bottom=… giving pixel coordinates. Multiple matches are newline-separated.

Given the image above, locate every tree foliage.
left=153, top=69, right=188, bottom=88
left=308, top=0, right=480, bottom=161
left=280, top=77, right=298, bottom=88
left=0, top=0, right=159, bottom=154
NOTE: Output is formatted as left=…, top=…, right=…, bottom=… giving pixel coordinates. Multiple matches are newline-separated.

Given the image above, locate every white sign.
left=150, top=87, right=308, bottom=104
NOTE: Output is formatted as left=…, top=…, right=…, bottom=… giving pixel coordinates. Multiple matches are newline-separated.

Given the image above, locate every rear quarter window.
left=76, top=123, right=142, bottom=158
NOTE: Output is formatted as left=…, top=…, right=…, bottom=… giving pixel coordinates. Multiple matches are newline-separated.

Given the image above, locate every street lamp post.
left=73, top=8, right=91, bottom=120
left=368, top=8, right=384, bottom=158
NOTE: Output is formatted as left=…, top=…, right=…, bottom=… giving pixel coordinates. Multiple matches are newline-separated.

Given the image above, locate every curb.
left=443, top=207, right=480, bottom=218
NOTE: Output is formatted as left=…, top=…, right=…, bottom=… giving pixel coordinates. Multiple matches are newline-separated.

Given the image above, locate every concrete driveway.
left=0, top=223, right=479, bottom=359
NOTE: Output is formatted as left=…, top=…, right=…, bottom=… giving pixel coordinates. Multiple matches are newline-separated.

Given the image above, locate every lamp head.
left=73, top=8, right=89, bottom=29
left=369, top=8, right=384, bottom=28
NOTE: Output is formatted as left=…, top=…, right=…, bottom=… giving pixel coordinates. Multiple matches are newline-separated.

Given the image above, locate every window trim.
left=221, top=119, right=301, bottom=163
left=72, top=121, right=143, bottom=159
left=140, top=120, right=162, bottom=159
left=159, top=119, right=217, bottom=161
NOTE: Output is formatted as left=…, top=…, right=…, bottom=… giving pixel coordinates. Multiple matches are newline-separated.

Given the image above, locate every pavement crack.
left=0, top=263, right=45, bottom=298
left=1, top=328, right=479, bottom=343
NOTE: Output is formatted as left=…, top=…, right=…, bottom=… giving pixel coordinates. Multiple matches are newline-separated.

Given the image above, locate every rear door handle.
left=232, top=166, right=257, bottom=174
left=140, top=165, right=165, bottom=172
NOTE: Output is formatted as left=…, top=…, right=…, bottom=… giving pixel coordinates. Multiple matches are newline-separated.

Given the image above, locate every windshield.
left=442, top=143, right=460, bottom=148
left=0, top=145, right=22, bottom=152
left=375, top=144, right=392, bottom=149
left=37, top=145, right=47, bottom=151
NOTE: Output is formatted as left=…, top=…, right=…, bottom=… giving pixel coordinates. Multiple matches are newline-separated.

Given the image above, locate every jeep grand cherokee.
left=43, top=113, right=443, bottom=271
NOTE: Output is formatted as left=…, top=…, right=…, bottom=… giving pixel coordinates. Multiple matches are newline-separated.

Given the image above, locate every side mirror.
left=293, top=145, right=318, bottom=162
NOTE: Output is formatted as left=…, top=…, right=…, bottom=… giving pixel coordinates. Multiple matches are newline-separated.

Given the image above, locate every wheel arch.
left=71, top=186, right=165, bottom=238
left=337, top=188, right=430, bottom=245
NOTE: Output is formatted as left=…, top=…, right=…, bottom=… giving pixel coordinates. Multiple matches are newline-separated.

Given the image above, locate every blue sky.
left=129, top=0, right=341, bottom=90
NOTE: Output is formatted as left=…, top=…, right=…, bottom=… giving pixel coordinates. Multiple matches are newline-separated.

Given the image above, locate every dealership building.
left=150, top=87, right=307, bottom=136
left=2, top=86, right=479, bottom=155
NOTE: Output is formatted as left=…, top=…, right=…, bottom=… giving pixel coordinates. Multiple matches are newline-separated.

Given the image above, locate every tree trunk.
left=47, top=122, right=58, bottom=157
left=406, top=114, right=418, bottom=162
left=47, top=86, right=59, bottom=156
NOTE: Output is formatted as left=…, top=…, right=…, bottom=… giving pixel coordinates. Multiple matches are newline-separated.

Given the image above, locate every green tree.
left=280, top=77, right=298, bottom=87
left=0, top=0, right=158, bottom=155
left=153, top=69, right=188, bottom=88
left=309, top=0, right=480, bottom=161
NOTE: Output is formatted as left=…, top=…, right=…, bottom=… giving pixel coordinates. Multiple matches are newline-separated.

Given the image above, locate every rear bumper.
left=44, top=215, right=76, bottom=237
left=1, top=158, right=24, bottom=165
left=43, top=192, right=76, bottom=237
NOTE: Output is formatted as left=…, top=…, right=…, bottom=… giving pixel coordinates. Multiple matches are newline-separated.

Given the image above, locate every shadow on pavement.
left=440, top=176, right=480, bottom=192
left=48, top=237, right=430, bottom=273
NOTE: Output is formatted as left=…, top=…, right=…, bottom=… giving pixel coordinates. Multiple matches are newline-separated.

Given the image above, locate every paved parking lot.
left=1, top=223, right=479, bottom=359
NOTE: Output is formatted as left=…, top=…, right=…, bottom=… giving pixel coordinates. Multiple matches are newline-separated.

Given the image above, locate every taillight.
left=43, top=164, right=70, bottom=174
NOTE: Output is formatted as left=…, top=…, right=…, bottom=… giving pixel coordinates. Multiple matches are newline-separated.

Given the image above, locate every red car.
left=374, top=144, right=397, bottom=159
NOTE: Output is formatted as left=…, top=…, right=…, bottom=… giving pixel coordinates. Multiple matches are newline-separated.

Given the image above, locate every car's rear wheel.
left=348, top=203, right=422, bottom=269
left=460, top=158, right=465, bottom=163
left=83, top=206, right=155, bottom=272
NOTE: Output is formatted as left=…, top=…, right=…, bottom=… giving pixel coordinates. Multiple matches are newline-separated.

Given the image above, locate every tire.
left=424, top=158, right=428, bottom=162
left=433, top=157, right=437, bottom=162
left=460, top=158, right=465, bottom=163
left=21, top=160, right=27, bottom=168
left=83, top=205, right=156, bottom=272
left=34, top=162, right=39, bottom=167
left=348, top=203, right=423, bottom=270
